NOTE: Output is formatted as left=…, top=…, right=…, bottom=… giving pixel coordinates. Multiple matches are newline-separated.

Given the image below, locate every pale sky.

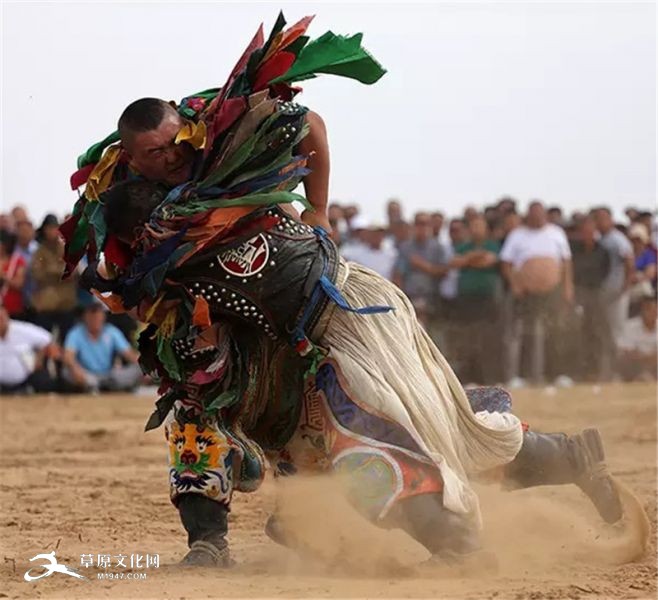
left=2, top=1, right=656, bottom=225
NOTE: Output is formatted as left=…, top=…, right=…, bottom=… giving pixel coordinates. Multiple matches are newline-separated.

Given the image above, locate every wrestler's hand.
left=301, top=209, right=332, bottom=233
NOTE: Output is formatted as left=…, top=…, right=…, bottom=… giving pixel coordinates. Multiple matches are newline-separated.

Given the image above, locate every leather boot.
left=177, top=494, right=232, bottom=567
left=504, top=428, right=623, bottom=524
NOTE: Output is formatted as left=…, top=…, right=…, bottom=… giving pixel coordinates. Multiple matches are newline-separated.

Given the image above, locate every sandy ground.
left=1, top=383, right=655, bottom=599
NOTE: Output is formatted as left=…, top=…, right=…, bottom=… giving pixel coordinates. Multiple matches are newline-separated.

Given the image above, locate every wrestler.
left=97, top=177, right=622, bottom=567
left=63, top=13, right=623, bottom=567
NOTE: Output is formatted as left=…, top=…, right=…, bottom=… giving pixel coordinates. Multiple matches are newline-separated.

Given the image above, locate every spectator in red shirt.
left=0, top=232, right=26, bottom=317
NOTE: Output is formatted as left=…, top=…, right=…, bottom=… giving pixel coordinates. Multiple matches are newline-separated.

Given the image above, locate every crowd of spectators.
left=0, top=207, right=141, bottom=394
left=0, top=196, right=655, bottom=394
left=331, top=196, right=657, bottom=387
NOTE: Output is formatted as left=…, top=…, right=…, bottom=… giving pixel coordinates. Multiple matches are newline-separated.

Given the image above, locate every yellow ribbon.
left=175, top=119, right=207, bottom=150
left=144, top=293, right=165, bottom=324
left=156, top=307, right=178, bottom=339
left=85, top=144, right=123, bottom=201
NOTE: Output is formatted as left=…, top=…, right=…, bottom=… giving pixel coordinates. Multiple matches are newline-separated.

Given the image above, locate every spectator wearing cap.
left=570, top=216, right=611, bottom=380
left=0, top=304, right=60, bottom=393
left=500, top=201, right=574, bottom=385
left=635, top=211, right=656, bottom=246
left=592, top=207, right=635, bottom=372
left=628, top=223, right=657, bottom=307
left=63, top=304, right=141, bottom=393
left=388, top=220, right=411, bottom=249
left=393, top=211, right=448, bottom=329
left=0, top=231, right=27, bottom=317
left=31, top=214, right=78, bottom=341
left=617, top=295, right=657, bottom=381
left=342, top=220, right=397, bottom=280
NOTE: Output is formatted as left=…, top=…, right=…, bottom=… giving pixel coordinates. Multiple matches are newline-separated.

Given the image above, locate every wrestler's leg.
left=465, top=386, right=622, bottom=524
left=383, top=492, right=482, bottom=562
left=504, top=428, right=622, bottom=523
left=165, top=417, right=235, bottom=567
left=177, top=494, right=230, bottom=566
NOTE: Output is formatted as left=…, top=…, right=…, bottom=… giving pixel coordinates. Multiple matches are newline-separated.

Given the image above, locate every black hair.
left=593, top=206, right=612, bottom=216
left=101, top=180, right=167, bottom=242
left=0, top=230, right=16, bottom=255
left=118, top=98, right=178, bottom=142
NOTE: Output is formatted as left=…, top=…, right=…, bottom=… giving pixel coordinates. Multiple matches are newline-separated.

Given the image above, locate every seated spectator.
left=0, top=304, right=59, bottom=393
left=0, top=231, right=27, bottom=317
left=342, top=220, right=397, bottom=280
left=31, top=214, right=78, bottom=341
left=629, top=223, right=657, bottom=305
left=63, top=304, right=141, bottom=393
left=635, top=211, right=656, bottom=246
left=617, top=295, right=657, bottom=381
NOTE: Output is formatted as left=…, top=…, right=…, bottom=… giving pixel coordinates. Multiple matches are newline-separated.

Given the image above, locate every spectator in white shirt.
left=617, top=295, right=657, bottom=381
left=0, top=304, right=59, bottom=393
left=342, top=220, right=397, bottom=280
left=500, top=201, right=574, bottom=385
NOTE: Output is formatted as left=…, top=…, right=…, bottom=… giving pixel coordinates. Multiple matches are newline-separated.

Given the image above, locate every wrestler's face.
left=124, top=112, right=195, bottom=187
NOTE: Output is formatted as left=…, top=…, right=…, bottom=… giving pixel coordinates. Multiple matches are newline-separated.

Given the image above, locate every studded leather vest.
left=174, top=206, right=339, bottom=346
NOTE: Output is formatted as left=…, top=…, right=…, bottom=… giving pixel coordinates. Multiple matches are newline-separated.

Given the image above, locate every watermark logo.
left=24, top=550, right=159, bottom=582
left=24, top=551, right=85, bottom=582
